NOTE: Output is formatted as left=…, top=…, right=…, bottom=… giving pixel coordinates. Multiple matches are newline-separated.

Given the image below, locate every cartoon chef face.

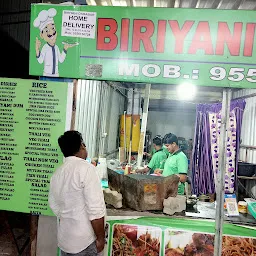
left=40, top=23, right=57, bottom=46
left=34, top=8, right=57, bottom=45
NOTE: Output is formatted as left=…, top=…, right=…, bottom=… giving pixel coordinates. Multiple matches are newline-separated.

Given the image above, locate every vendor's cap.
left=34, top=8, right=57, bottom=31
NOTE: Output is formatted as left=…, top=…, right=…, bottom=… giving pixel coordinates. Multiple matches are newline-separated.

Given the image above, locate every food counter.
left=107, top=201, right=256, bottom=226
left=107, top=167, right=255, bottom=225
left=105, top=215, right=256, bottom=256
left=105, top=167, right=256, bottom=255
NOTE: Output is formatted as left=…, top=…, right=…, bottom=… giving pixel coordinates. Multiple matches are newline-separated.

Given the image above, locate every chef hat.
left=33, top=8, right=57, bottom=32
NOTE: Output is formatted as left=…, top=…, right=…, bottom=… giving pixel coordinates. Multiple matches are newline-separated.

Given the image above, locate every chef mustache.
left=47, top=31, right=56, bottom=38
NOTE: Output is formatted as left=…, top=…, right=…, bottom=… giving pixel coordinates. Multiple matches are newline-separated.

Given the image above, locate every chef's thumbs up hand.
left=36, top=37, right=41, bottom=56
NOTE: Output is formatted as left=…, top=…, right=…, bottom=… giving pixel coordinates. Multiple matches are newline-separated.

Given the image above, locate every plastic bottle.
left=96, top=162, right=103, bottom=180
left=124, top=165, right=129, bottom=175
left=99, top=158, right=108, bottom=180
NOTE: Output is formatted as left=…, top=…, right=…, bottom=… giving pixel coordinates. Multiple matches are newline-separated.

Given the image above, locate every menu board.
left=0, top=78, right=71, bottom=216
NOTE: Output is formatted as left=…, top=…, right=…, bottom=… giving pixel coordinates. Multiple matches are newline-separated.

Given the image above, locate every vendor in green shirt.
left=145, top=135, right=169, bottom=158
left=137, top=136, right=167, bottom=175
left=162, top=144, right=170, bottom=157
left=155, top=133, right=188, bottom=195
left=151, top=145, right=169, bottom=157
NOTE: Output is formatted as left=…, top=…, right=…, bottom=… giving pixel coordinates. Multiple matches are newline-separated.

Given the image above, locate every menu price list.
left=0, top=78, right=68, bottom=216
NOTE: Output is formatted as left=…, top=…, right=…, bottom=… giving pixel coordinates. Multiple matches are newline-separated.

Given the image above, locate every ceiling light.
left=177, top=83, right=197, bottom=101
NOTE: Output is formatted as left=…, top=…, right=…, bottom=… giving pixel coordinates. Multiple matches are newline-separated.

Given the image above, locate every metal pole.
left=213, top=89, right=232, bottom=256
left=71, top=79, right=77, bottom=130
left=102, top=84, right=113, bottom=155
left=137, top=84, right=151, bottom=168
left=123, top=111, right=127, bottom=160
left=128, top=88, right=135, bottom=164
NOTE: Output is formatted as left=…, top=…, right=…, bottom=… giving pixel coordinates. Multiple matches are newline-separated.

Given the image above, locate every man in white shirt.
left=49, top=131, right=106, bottom=256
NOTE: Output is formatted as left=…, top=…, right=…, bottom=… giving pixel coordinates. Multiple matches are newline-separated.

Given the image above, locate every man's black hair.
left=153, top=135, right=163, bottom=146
left=163, top=133, right=179, bottom=145
left=58, top=130, right=84, bottom=157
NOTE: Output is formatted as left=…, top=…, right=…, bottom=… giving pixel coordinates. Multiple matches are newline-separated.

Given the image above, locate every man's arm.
left=144, top=152, right=152, bottom=158
left=136, top=166, right=149, bottom=174
left=82, top=165, right=106, bottom=252
left=147, top=154, right=156, bottom=172
left=48, top=180, right=60, bottom=217
left=177, top=154, right=188, bottom=183
left=136, top=153, right=156, bottom=174
left=91, top=217, right=105, bottom=252
left=142, top=154, right=163, bottom=174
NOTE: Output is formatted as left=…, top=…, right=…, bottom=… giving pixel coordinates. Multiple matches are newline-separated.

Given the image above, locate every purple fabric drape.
left=192, top=99, right=246, bottom=195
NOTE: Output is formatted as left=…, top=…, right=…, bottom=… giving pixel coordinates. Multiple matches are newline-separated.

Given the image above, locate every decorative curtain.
left=192, top=99, right=246, bottom=195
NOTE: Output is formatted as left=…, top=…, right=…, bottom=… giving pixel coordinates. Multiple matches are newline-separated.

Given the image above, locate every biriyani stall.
left=28, top=2, right=256, bottom=256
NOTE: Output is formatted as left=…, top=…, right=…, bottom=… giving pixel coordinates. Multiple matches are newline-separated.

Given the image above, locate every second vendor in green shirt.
left=150, top=143, right=169, bottom=158
left=155, top=133, right=188, bottom=195
left=137, top=136, right=167, bottom=175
